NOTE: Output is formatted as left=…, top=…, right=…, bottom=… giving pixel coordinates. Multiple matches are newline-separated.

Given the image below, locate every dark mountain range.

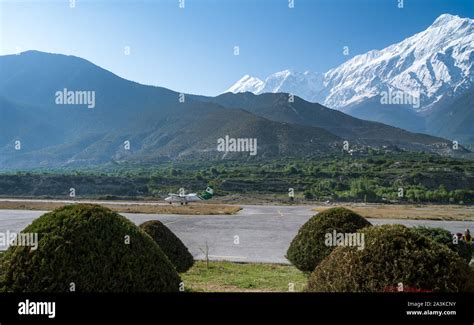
left=209, top=92, right=456, bottom=151
left=0, top=51, right=467, bottom=169
left=343, top=97, right=427, bottom=134
left=426, top=86, right=474, bottom=146
left=316, top=91, right=474, bottom=148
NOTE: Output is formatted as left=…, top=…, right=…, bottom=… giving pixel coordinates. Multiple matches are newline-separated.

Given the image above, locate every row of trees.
left=304, top=180, right=474, bottom=203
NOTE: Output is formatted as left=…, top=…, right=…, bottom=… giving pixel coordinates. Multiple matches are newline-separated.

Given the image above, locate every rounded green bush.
left=139, top=220, right=194, bottom=273
left=411, top=226, right=472, bottom=264
left=0, top=204, right=181, bottom=292
left=286, top=207, right=371, bottom=272
left=307, top=225, right=471, bottom=292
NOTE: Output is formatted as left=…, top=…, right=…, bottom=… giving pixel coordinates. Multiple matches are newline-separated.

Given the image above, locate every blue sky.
left=0, top=0, right=473, bottom=95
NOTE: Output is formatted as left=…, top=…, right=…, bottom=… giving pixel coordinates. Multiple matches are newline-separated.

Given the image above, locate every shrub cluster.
left=0, top=204, right=181, bottom=292
left=139, top=220, right=194, bottom=273
left=306, top=225, right=472, bottom=292
left=411, top=226, right=472, bottom=264
left=286, top=207, right=371, bottom=272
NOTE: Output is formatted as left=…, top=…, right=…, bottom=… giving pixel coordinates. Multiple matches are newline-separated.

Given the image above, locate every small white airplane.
left=165, top=186, right=214, bottom=205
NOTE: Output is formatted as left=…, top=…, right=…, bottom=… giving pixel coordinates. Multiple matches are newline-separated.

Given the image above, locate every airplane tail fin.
left=199, top=186, right=214, bottom=200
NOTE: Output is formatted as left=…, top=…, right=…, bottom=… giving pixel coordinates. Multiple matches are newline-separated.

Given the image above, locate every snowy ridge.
left=226, top=14, right=474, bottom=112
left=227, top=75, right=264, bottom=93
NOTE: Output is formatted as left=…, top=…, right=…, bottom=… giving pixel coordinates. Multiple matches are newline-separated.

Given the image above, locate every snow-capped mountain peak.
left=227, top=74, right=264, bottom=93
left=226, top=69, right=325, bottom=102
left=226, top=13, right=474, bottom=112
left=324, top=13, right=473, bottom=110
left=431, top=13, right=461, bottom=28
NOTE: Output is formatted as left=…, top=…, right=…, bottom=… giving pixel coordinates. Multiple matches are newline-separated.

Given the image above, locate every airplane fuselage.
left=165, top=193, right=201, bottom=204
left=165, top=186, right=214, bottom=204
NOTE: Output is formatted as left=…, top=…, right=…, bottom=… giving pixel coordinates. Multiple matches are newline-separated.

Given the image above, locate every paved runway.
left=0, top=205, right=473, bottom=264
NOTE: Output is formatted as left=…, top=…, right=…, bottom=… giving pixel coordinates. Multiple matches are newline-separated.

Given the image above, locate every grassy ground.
left=181, top=261, right=307, bottom=292
left=313, top=203, right=474, bottom=221
left=0, top=201, right=241, bottom=215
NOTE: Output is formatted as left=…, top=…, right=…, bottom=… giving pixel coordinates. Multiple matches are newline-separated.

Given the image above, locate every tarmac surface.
left=0, top=204, right=473, bottom=263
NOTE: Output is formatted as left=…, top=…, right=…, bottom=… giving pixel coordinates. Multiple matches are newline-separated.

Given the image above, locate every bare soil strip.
left=0, top=201, right=241, bottom=215
left=313, top=204, right=474, bottom=221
